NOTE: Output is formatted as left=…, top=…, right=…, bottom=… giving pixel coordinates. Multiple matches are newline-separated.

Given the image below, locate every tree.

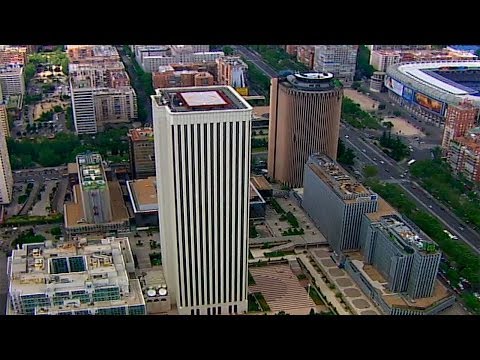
left=383, top=121, right=394, bottom=130
left=356, top=45, right=375, bottom=79
left=351, top=81, right=361, bottom=90
left=363, top=165, right=379, bottom=178
left=337, top=139, right=356, bottom=166
left=53, top=105, right=63, bottom=113
left=222, top=46, right=234, bottom=55
left=309, top=308, right=315, bottom=315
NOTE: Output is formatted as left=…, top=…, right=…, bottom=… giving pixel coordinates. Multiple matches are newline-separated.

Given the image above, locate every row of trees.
left=356, top=45, right=376, bottom=79
left=245, top=60, right=270, bottom=99
left=410, top=159, right=480, bottom=229
left=367, top=180, right=480, bottom=290
left=342, top=97, right=381, bottom=129
left=379, top=130, right=410, bottom=161
left=337, top=139, right=356, bottom=166
left=251, top=138, right=268, bottom=149
left=8, top=128, right=130, bottom=169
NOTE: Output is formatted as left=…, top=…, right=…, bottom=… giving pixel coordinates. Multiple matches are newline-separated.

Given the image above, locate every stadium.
left=385, top=60, right=480, bottom=126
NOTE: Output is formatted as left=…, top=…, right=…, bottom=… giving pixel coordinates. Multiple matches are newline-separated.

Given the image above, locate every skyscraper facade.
left=152, top=85, right=252, bottom=315
left=268, top=72, right=342, bottom=188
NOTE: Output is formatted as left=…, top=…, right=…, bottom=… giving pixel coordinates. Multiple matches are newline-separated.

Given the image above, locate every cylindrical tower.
left=268, top=72, right=343, bottom=188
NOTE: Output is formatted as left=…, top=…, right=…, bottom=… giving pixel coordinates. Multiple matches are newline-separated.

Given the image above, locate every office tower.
left=152, top=85, right=252, bottom=315
left=0, top=130, right=13, bottom=204
left=0, top=64, right=25, bottom=96
left=0, top=104, right=9, bottom=137
left=128, top=128, right=156, bottom=179
left=64, top=153, right=129, bottom=238
left=361, top=211, right=441, bottom=299
left=313, top=45, right=358, bottom=84
left=303, top=154, right=378, bottom=252
left=7, top=236, right=146, bottom=315
left=268, top=72, right=342, bottom=188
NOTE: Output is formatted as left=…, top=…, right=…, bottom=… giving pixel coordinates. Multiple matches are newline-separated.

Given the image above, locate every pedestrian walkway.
left=296, top=253, right=350, bottom=315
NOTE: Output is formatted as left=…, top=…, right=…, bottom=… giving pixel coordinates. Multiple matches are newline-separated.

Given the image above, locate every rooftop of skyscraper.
left=153, top=86, right=250, bottom=113
left=307, top=153, right=375, bottom=202
left=280, top=72, right=338, bottom=91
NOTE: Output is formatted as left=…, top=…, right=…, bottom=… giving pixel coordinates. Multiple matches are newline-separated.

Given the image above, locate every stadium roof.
left=387, top=60, right=480, bottom=107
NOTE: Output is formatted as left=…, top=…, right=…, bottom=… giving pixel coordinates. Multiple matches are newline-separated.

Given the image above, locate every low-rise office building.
left=342, top=198, right=454, bottom=315
left=7, top=236, right=146, bottom=315
left=126, top=176, right=158, bottom=227
left=302, top=154, right=378, bottom=253
left=64, top=153, right=129, bottom=238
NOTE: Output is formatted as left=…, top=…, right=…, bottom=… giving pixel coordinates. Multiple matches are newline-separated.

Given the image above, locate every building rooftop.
left=126, top=177, right=158, bottom=213
left=77, top=153, right=107, bottom=191
left=9, top=237, right=132, bottom=294
left=65, top=182, right=129, bottom=229
left=153, top=86, right=250, bottom=113
left=280, top=72, right=336, bottom=91
left=250, top=181, right=266, bottom=204
left=250, top=175, right=272, bottom=191
left=307, top=154, right=375, bottom=202
left=377, top=214, right=439, bottom=255
left=366, top=197, right=397, bottom=221
left=128, top=127, right=154, bottom=142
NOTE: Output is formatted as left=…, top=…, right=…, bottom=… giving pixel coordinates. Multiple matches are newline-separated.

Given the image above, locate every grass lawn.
left=255, top=292, right=271, bottom=312
left=248, top=294, right=261, bottom=312
left=252, top=147, right=268, bottom=153
left=306, top=285, right=325, bottom=305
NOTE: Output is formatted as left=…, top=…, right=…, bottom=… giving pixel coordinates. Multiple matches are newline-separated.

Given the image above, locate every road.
left=234, top=46, right=278, bottom=78
left=400, top=181, right=480, bottom=254
left=117, top=46, right=153, bottom=125
left=340, top=124, right=480, bottom=254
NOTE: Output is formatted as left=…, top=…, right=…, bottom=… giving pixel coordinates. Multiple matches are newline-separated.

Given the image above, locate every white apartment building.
left=152, top=86, right=252, bottom=315
left=0, top=131, right=13, bottom=204
left=369, top=50, right=402, bottom=72
left=314, top=45, right=358, bottom=84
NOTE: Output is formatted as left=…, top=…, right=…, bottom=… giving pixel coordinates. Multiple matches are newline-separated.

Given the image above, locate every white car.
left=345, top=135, right=349, bottom=139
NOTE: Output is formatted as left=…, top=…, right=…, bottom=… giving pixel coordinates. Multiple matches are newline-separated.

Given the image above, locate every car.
left=373, top=158, right=377, bottom=161
left=428, top=205, right=433, bottom=209
left=362, top=149, right=366, bottom=153
left=411, top=186, right=416, bottom=189
left=458, top=226, right=464, bottom=231
left=345, top=135, right=349, bottom=139
left=385, top=169, right=389, bottom=173
left=380, top=160, right=385, bottom=164
left=400, top=174, right=404, bottom=178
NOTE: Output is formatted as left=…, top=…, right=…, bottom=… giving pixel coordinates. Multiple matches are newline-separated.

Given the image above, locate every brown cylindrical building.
left=268, top=72, right=342, bottom=188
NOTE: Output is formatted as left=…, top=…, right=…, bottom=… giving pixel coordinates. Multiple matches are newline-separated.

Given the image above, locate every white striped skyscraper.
left=152, top=86, right=252, bottom=315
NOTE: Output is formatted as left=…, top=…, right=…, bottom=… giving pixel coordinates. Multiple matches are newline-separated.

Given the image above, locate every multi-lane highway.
left=234, top=46, right=278, bottom=78
left=236, top=45, right=480, bottom=254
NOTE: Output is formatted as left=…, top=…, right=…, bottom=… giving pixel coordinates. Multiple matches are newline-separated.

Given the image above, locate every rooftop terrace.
left=378, top=214, right=438, bottom=254
left=77, top=153, right=107, bottom=191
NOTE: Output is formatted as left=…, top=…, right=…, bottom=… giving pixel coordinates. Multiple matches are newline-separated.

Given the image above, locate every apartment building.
left=314, top=45, right=358, bottom=84
left=128, top=127, right=155, bottom=179
left=0, top=64, right=25, bottom=96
